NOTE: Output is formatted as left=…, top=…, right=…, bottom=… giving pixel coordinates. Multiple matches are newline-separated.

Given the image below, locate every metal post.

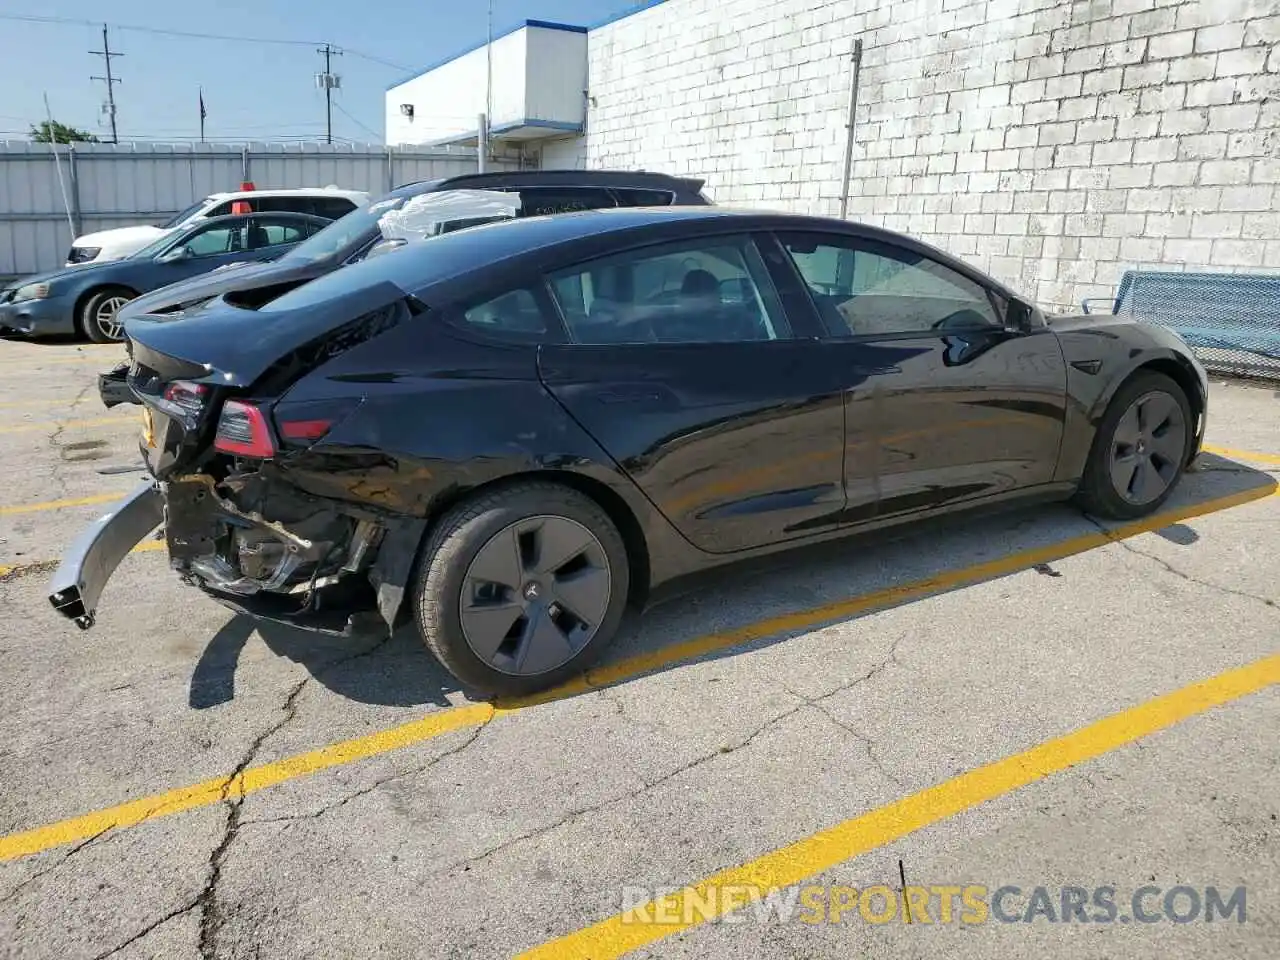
left=838, top=38, right=864, bottom=220
left=386, top=146, right=394, bottom=191
left=68, top=146, right=83, bottom=236
left=477, top=113, right=488, bottom=173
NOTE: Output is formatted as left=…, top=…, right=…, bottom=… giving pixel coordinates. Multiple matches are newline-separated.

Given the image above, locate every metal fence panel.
left=0, top=141, right=520, bottom=278
left=1114, top=270, right=1280, bottom=381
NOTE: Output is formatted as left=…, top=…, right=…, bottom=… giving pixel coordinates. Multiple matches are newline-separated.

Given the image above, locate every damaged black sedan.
left=49, top=207, right=1208, bottom=696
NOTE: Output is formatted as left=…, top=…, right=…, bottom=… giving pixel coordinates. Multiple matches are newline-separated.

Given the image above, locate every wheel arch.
left=73, top=283, right=140, bottom=331
left=1091, top=353, right=1205, bottom=466
left=403, top=469, right=653, bottom=616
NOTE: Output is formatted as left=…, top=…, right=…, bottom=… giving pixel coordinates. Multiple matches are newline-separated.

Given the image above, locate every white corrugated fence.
left=0, top=140, right=522, bottom=279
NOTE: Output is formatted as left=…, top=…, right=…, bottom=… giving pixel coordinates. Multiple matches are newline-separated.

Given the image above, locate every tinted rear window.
left=612, top=188, right=676, bottom=207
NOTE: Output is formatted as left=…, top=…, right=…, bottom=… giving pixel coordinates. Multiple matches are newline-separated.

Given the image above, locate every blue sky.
left=0, top=1, right=647, bottom=144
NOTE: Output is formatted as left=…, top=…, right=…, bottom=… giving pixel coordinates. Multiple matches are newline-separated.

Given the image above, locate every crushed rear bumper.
left=47, top=481, right=164, bottom=628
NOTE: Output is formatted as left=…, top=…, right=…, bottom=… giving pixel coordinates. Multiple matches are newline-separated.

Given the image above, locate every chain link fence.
left=1083, top=270, right=1280, bottom=381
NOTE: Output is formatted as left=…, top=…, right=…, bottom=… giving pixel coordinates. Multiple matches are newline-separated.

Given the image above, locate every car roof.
left=205, top=187, right=370, bottom=201
left=390, top=169, right=707, bottom=195
left=267, top=205, right=1021, bottom=312
left=175, top=211, right=332, bottom=232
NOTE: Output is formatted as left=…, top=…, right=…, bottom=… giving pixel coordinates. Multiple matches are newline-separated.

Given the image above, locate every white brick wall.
left=549, top=0, right=1280, bottom=310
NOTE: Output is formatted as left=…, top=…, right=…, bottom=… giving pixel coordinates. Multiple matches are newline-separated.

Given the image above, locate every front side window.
left=181, top=224, right=243, bottom=257
left=778, top=232, right=1002, bottom=336
left=547, top=236, right=791, bottom=345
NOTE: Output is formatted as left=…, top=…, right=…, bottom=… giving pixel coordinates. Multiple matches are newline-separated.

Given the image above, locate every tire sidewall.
left=414, top=484, right=631, bottom=697
left=79, top=288, right=132, bottom=343
left=1081, top=371, right=1192, bottom=519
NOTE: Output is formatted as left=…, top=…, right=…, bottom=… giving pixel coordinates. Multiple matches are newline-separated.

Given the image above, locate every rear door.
left=774, top=230, right=1068, bottom=522
left=538, top=232, right=847, bottom=555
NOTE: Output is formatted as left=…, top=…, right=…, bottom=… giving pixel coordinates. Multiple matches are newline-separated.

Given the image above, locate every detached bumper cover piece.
left=48, top=481, right=164, bottom=629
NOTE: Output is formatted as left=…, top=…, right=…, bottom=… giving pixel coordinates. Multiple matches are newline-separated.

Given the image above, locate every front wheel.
left=413, top=482, right=631, bottom=697
left=79, top=287, right=134, bottom=343
left=1075, top=371, right=1192, bottom=520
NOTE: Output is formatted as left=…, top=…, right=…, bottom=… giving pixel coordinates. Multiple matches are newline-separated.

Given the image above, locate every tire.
left=1075, top=371, right=1192, bottom=520
left=413, top=481, right=631, bottom=697
left=78, top=287, right=135, bottom=343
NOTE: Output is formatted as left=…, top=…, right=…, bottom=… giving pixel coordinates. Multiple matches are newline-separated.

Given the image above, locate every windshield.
left=278, top=196, right=400, bottom=265
left=129, top=230, right=183, bottom=261
left=159, top=198, right=211, bottom=229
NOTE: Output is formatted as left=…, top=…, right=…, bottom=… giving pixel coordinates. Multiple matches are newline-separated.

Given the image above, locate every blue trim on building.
left=588, top=0, right=673, bottom=30
left=385, top=20, right=589, bottom=91
left=425, top=118, right=585, bottom=148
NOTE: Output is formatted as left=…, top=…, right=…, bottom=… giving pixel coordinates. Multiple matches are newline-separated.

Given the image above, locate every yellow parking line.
left=0, top=492, right=123, bottom=516
left=1202, top=443, right=1280, bottom=466
left=518, top=652, right=1280, bottom=959
left=0, top=416, right=127, bottom=435
left=0, top=480, right=1273, bottom=862
left=0, top=538, right=162, bottom=578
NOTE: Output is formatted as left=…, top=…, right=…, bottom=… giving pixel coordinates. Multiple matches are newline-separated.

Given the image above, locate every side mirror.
left=1007, top=297, right=1034, bottom=332
left=158, top=246, right=192, bottom=263
left=364, top=238, right=407, bottom=261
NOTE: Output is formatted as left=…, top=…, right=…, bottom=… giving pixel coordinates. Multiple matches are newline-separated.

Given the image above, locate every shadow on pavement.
left=188, top=456, right=1276, bottom=712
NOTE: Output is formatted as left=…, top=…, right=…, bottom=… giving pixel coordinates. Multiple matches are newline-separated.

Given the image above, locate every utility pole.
left=89, top=23, right=122, bottom=144
left=315, top=43, right=343, bottom=145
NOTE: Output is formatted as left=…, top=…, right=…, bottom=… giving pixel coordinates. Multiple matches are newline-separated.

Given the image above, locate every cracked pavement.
left=0, top=344, right=1277, bottom=959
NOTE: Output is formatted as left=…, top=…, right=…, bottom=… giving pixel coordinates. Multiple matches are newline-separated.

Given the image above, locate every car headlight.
left=12, top=282, right=51, bottom=302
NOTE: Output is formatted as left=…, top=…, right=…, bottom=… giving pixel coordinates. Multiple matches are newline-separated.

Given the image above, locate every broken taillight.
left=159, top=380, right=209, bottom=428
left=214, top=400, right=276, bottom=458
left=272, top=397, right=361, bottom=448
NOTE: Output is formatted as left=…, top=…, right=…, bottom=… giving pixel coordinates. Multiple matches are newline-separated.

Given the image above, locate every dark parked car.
left=0, top=213, right=330, bottom=343
left=96, top=170, right=712, bottom=406
left=49, top=207, right=1208, bottom=698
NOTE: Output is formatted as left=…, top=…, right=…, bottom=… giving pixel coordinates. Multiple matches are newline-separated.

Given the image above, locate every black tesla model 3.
left=50, top=206, right=1208, bottom=696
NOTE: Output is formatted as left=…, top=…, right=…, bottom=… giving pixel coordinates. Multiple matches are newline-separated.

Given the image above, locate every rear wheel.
left=79, top=287, right=135, bottom=343
left=413, top=482, right=630, bottom=697
left=1075, top=371, right=1191, bottom=519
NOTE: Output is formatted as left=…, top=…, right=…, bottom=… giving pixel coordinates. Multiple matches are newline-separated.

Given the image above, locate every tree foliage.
left=29, top=120, right=98, bottom=144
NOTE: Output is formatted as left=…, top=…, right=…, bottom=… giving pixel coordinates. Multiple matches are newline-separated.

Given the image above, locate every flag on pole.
left=199, top=88, right=206, bottom=121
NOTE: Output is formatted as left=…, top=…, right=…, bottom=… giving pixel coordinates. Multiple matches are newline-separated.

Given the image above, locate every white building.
left=387, top=0, right=1280, bottom=310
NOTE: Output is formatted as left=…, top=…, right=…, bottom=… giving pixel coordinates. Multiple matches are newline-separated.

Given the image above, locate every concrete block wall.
left=555, top=0, right=1280, bottom=311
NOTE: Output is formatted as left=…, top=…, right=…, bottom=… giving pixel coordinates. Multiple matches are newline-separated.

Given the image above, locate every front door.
left=773, top=231, right=1069, bottom=521
left=538, top=232, right=846, bottom=554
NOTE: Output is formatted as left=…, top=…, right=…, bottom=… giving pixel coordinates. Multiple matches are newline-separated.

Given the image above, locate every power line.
left=88, top=22, right=121, bottom=143
left=332, top=101, right=381, bottom=140
left=0, top=13, right=416, bottom=74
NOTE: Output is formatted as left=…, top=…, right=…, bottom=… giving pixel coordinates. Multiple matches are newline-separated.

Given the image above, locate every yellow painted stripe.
left=0, top=538, right=163, bottom=578
left=0, top=480, right=1272, bottom=861
left=518, top=652, right=1280, bottom=960
left=0, top=416, right=128, bottom=435
left=0, top=705, right=494, bottom=861
left=1203, top=443, right=1280, bottom=466
left=0, top=492, right=123, bottom=516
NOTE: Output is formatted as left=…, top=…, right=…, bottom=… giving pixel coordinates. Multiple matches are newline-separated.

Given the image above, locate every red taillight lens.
left=279, top=419, right=333, bottom=442
left=162, top=380, right=208, bottom=422
left=214, top=400, right=276, bottom=458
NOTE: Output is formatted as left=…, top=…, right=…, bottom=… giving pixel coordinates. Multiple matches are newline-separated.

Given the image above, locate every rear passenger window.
left=546, top=236, right=792, bottom=345
left=460, top=288, right=547, bottom=341
left=611, top=188, right=675, bottom=207
left=205, top=200, right=241, bottom=216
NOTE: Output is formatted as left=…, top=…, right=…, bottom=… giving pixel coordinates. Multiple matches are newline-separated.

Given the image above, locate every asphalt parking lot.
left=0, top=338, right=1276, bottom=960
